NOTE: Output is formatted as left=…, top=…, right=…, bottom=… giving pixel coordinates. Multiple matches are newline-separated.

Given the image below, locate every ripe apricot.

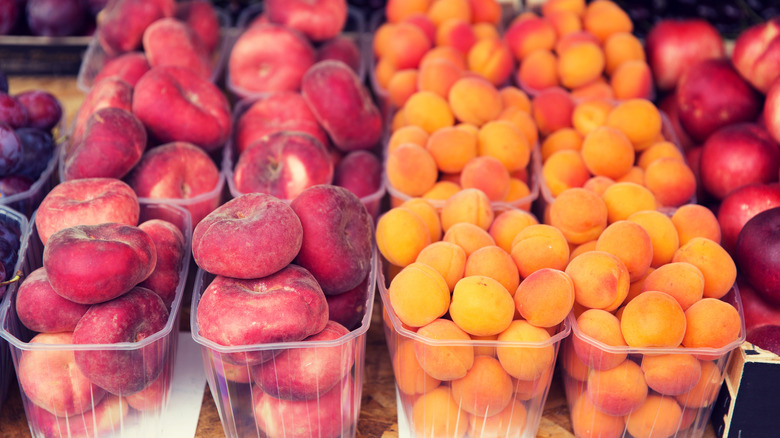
left=595, top=220, right=653, bottom=282
left=644, top=157, right=697, bottom=207
left=671, top=204, right=721, bottom=245
left=388, top=263, right=450, bottom=327
left=601, top=182, right=657, bottom=223
left=496, top=320, right=555, bottom=381
left=675, top=360, right=723, bottom=409
left=460, top=156, right=511, bottom=201
left=468, top=399, right=527, bottom=438
left=440, top=188, right=495, bottom=232
left=488, top=208, right=539, bottom=253
left=514, top=268, right=575, bottom=328
left=415, top=318, right=475, bottom=381
left=582, top=0, right=633, bottom=43
left=636, top=141, right=684, bottom=170
left=404, top=91, right=455, bottom=133
left=625, top=395, right=683, bottom=438
left=477, top=120, right=530, bottom=172
left=603, top=31, right=645, bottom=76
left=427, top=0, right=472, bottom=26
left=626, top=209, right=679, bottom=268
left=424, top=181, right=462, bottom=201
left=377, top=206, right=432, bottom=267
left=604, top=98, right=662, bottom=151
left=443, top=222, right=496, bottom=256
left=418, top=58, right=464, bottom=98
left=566, top=250, right=630, bottom=311
left=464, top=245, right=520, bottom=296
left=401, top=197, right=443, bottom=242
left=426, top=126, right=478, bottom=174
left=411, top=386, right=469, bottom=437
left=610, top=59, right=654, bottom=100
left=448, top=76, right=503, bottom=126
left=557, top=41, right=605, bottom=90
left=387, top=69, right=420, bottom=108
left=393, top=338, right=442, bottom=396
left=549, top=187, right=609, bottom=244
left=570, top=393, right=625, bottom=438
left=532, top=87, right=574, bottom=136
left=642, top=262, right=704, bottom=311
left=541, top=128, right=583, bottom=161
left=498, top=86, right=531, bottom=113
left=621, top=291, right=687, bottom=348
left=542, top=150, right=591, bottom=197
left=450, top=275, right=515, bottom=337
left=571, top=98, right=614, bottom=136
left=451, top=356, right=513, bottom=417
left=641, top=353, right=701, bottom=396
left=388, top=125, right=429, bottom=153
left=682, top=298, right=742, bottom=350
left=587, top=359, right=648, bottom=416
left=518, top=49, right=559, bottom=91
left=467, top=37, right=515, bottom=86
left=416, top=241, right=467, bottom=291
left=672, top=237, right=736, bottom=299
left=510, top=224, right=570, bottom=279
left=580, top=126, right=635, bottom=180
left=386, top=142, right=439, bottom=197
left=572, top=308, right=627, bottom=370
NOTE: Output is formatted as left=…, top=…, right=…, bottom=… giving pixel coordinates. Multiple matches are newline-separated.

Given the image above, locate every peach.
left=488, top=208, right=539, bottom=253
left=682, top=298, right=742, bottom=350
left=672, top=237, right=737, bottom=299
left=28, top=394, right=128, bottom=438
left=15, top=268, right=90, bottom=333
left=388, top=263, right=451, bottom=327
left=393, top=338, right=442, bottom=396
left=451, top=355, right=513, bottom=417
left=587, top=359, right=648, bottom=416
left=626, top=209, right=680, bottom=268
left=440, top=188, right=494, bottom=232
left=510, top=224, right=570, bottom=279
left=566, top=250, right=630, bottom=311
left=496, top=320, right=555, bottom=381
left=514, top=268, right=574, bottom=328
left=625, top=395, right=683, bottom=438
left=416, top=241, right=467, bottom=291
left=467, top=37, right=514, bottom=86
left=596, top=220, right=653, bottom=282
left=443, top=222, right=497, bottom=256
left=641, top=353, right=702, bottom=396
left=572, top=308, right=627, bottom=371
left=97, top=0, right=173, bottom=56
left=137, top=219, right=186, bottom=309
left=265, top=0, right=347, bottom=42
left=621, top=291, right=687, bottom=348
left=548, top=187, right=608, bottom=245
left=411, top=387, right=469, bottom=437
left=415, top=318, right=475, bottom=380
left=450, top=275, right=515, bottom=336
left=671, top=204, right=722, bottom=245
left=404, top=90, right=456, bottom=133
left=143, top=17, right=211, bottom=79
left=70, top=76, right=133, bottom=147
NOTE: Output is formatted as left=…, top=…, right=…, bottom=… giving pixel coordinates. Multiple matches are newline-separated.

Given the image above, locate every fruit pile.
left=192, top=186, right=374, bottom=437
left=8, top=177, right=190, bottom=436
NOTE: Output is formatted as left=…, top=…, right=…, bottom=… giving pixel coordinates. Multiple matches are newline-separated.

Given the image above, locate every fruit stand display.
left=1, top=0, right=780, bottom=437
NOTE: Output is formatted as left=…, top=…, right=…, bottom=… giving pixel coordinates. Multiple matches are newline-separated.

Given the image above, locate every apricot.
left=682, top=298, right=742, bottom=350
left=401, top=197, right=443, bottom=242
left=464, top=245, right=519, bottom=296
left=582, top=0, right=633, bottom=43
left=436, top=18, right=477, bottom=54
left=580, top=126, right=635, bottom=180
left=386, top=0, right=432, bottom=23
left=582, top=175, right=615, bottom=196
left=541, top=128, right=583, bottom=161
left=569, top=239, right=598, bottom=262
left=518, top=49, right=558, bottom=91
left=415, top=318, right=475, bottom=381
left=542, top=150, right=591, bottom=197
left=604, top=98, right=662, bottom=151
left=557, top=41, right=605, bottom=90
left=467, top=37, right=514, bottom=86
left=570, top=393, right=625, bottom=438
left=601, top=182, right=657, bottom=223
left=541, top=0, right=586, bottom=16
left=427, top=0, right=472, bottom=26
left=387, top=69, right=420, bottom=109
left=393, top=338, right=442, bottom=396
left=496, top=320, right=555, bottom=381
left=440, top=188, right=495, bottom=232
left=616, top=166, right=645, bottom=185
left=641, top=353, right=701, bottom=396
left=472, top=23, right=500, bottom=41
left=512, top=367, right=553, bottom=401
left=510, top=224, right=570, bottom=279
left=672, top=237, right=736, bottom=300
left=572, top=308, right=627, bottom=370
left=388, top=262, right=450, bottom=327
left=587, top=359, right=648, bottom=416
left=404, top=91, right=455, bottom=133
left=450, top=275, right=514, bottom=336
left=636, top=141, right=684, bottom=170
left=621, top=291, right=687, bottom=348
left=675, top=360, right=723, bottom=409
left=386, top=142, right=439, bottom=197
left=424, top=181, right=462, bottom=201
left=418, top=58, right=464, bottom=98
left=460, top=156, right=511, bottom=201
left=548, top=187, right=609, bottom=245
left=571, top=98, right=614, bottom=136
left=610, top=60, right=654, bottom=101
left=488, top=208, right=539, bottom=253
left=416, top=241, right=467, bottom=291
left=547, top=10, right=582, bottom=37
left=504, top=178, right=532, bottom=209
left=467, top=399, right=527, bottom=438
left=566, top=251, right=630, bottom=311
left=477, top=120, right=530, bottom=172
left=443, top=222, right=496, bottom=257
left=448, top=76, right=503, bottom=126
left=504, top=15, right=557, bottom=60
left=391, top=107, right=408, bottom=130
left=642, top=262, right=704, bottom=311
left=377, top=207, right=432, bottom=267
left=498, top=86, right=531, bottom=113
left=496, top=106, right=538, bottom=147
left=671, top=204, right=721, bottom=245
left=451, top=355, right=513, bottom=416
left=625, top=395, right=683, bottom=438
left=472, top=333, right=497, bottom=357
left=603, top=32, right=645, bottom=76
left=468, top=0, right=502, bottom=24
left=388, top=125, right=429, bottom=153
left=595, top=220, right=653, bottom=282
left=644, top=157, right=697, bottom=207
left=626, top=210, right=680, bottom=268
left=380, top=22, right=433, bottom=70
left=411, top=386, right=469, bottom=437
left=561, top=342, right=590, bottom=381
left=426, top=126, right=478, bottom=174
left=555, top=30, right=600, bottom=56
left=532, top=87, right=574, bottom=136
left=570, top=78, right=616, bottom=101
left=514, top=268, right=575, bottom=328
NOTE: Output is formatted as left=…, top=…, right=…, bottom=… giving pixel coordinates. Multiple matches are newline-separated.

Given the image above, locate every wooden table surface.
left=0, top=76, right=719, bottom=438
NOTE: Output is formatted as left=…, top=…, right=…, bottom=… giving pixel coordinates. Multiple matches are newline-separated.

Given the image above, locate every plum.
left=0, top=0, right=19, bottom=35
left=15, top=90, right=62, bottom=131
left=0, top=93, right=28, bottom=129
left=14, top=127, right=54, bottom=181
left=26, top=0, right=86, bottom=37
left=0, top=175, right=33, bottom=197
left=0, top=122, right=22, bottom=177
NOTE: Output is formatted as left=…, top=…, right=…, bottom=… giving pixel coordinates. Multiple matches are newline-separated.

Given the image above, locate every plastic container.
left=560, top=287, right=746, bottom=438
left=190, top=250, right=377, bottom=438
left=226, top=5, right=367, bottom=101
left=76, top=7, right=233, bottom=92
left=378, top=258, right=570, bottom=438
left=0, top=202, right=192, bottom=438
left=222, top=95, right=386, bottom=221
left=0, top=206, right=29, bottom=416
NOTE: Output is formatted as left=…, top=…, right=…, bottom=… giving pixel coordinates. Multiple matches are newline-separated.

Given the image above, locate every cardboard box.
left=0, top=36, right=91, bottom=76
left=712, top=342, right=780, bottom=437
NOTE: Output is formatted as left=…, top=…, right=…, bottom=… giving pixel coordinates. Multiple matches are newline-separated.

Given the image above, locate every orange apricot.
left=472, top=22, right=500, bottom=40
left=401, top=197, right=442, bottom=242
left=621, top=291, right=687, bottom=348
left=582, top=0, right=633, bottom=43
left=418, top=58, right=464, bottom=98
left=616, top=165, right=645, bottom=185
left=601, top=182, right=657, bottom=223
left=423, top=180, right=462, bottom=201
left=636, top=141, right=684, bottom=170
left=427, top=0, right=472, bottom=26
left=386, top=142, right=439, bottom=197
left=411, top=386, right=469, bottom=437
left=672, top=237, right=736, bottom=300
left=582, top=175, right=615, bottom=196
left=386, top=0, right=432, bottom=23
left=642, top=262, right=704, bottom=310
left=682, top=298, right=742, bottom=350
left=604, top=98, right=662, bottom=151
left=675, top=360, right=723, bottom=409
left=460, top=156, right=512, bottom=201
left=510, top=224, right=570, bottom=279
left=625, top=395, right=683, bottom=438
left=571, top=98, right=614, bottom=136
left=557, top=41, right=605, bottom=90
left=496, top=106, right=539, bottom=147
left=603, top=31, right=645, bottom=76
left=388, top=125, right=429, bottom=153
left=518, top=49, right=559, bottom=91
left=440, top=188, right=495, bottom=232
left=488, top=208, right=539, bottom=253
left=569, top=239, right=598, bottom=262
left=541, top=0, right=586, bottom=17
left=570, top=77, right=616, bottom=101
left=542, top=150, right=591, bottom=197
left=391, top=107, right=408, bottom=130
left=377, top=206, right=432, bottom=267
left=464, top=245, right=520, bottom=296
left=467, top=37, right=515, bottom=86
left=388, top=262, right=450, bottom=327
left=572, top=309, right=627, bottom=370
left=626, top=210, right=680, bottom=268
left=415, top=318, right=475, bottom=381
left=468, top=399, right=528, bottom=438
left=451, top=275, right=515, bottom=336
left=595, top=220, right=653, bottom=282
left=644, top=157, right=697, bottom=207
left=448, top=76, right=503, bottom=126
left=380, top=22, right=433, bottom=69
left=541, top=127, right=583, bottom=161
left=496, top=320, right=555, bottom=381
left=468, top=0, right=502, bottom=24
left=547, top=10, right=582, bottom=37
left=548, top=187, right=609, bottom=244
left=570, top=393, right=626, bottom=438
left=561, top=342, right=590, bottom=381
left=443, top=222, right=496, bottom=256
left=436, top=18, right=477, bottom=54
left=610, top=60, right=654, bottom=100
left=532, top=87, right=575, bottom=136
left=514, top=268, right=575, bottom=328
left=504, top=178, right=532, bottom=208
left=451, top=356, right=513, bottom=417
left=504, top=15, right=557, bottom=60
left=416, top=241, right=467, bottom=291
left=420, top=45, right=468, bottom=70
left=405, top=91, right=456, bottom=134
left=587, top=359, right=648, bottom=416
left=426, top=126, right=478, bottom=174
left=580, top=126, right=635, bottom=180
left=499, top=86, right=532, bottom=113
left=671, top=204, right=722, bottom=245
left=641, top=353, right=701, bottom=396
left=477, top=120, right=530, bottom=172
left=566, top=250, right=630, bottom=311
left=387, top=69, right=420, bottom=108
left=393, top=338, right=442, bottom=396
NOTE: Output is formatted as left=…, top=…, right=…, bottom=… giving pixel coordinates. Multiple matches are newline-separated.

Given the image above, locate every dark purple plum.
left=0, top=72, right=7, bottom=94
left=0, top=122, right=21, bottom=177
left=0, top=218, right=21, bottom=281
left=0, top=93, right=28, bottom=129
left=0, top=0, right=19, bottom=35
left=0, top=175, right=33, bottom=197
left=14, top=127, right=54, bottom=180
left=15, top=90, right=62, bottom=131
left=26, top=0, right=86, bottom=37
